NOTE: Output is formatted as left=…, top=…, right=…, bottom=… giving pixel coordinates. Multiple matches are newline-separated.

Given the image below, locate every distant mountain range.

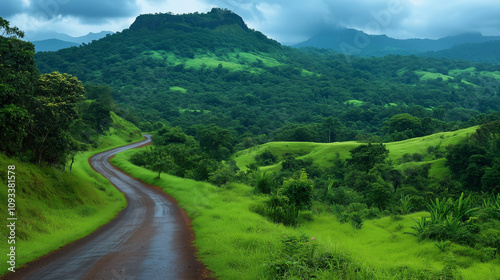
left=27, top=31, right=113, bottom=52
left=293, top=28, right=500, bottom=63
left=424, top=40, right=500, bottom=64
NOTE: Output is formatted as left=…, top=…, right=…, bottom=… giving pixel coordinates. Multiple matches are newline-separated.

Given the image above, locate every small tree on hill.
left=347, top=143, right=389, bottom=173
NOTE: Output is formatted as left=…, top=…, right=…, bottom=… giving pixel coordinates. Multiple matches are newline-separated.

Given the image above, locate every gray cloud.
left=0, top=1, right=26, bottom=18
left=4, top=0, right=500, bottom=43
left=209, top=0, right=500, bottom=42
left=28, top=0, right=138, bottom=21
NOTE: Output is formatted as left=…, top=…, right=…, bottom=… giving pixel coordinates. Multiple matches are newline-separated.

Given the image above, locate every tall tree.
left=0, top=17, right=24, bottom=38
left=0, top=21, right=37, bottom=156
left=28, top=72, right=85, bottom=164
left=347, top=143, right=389, bottom=172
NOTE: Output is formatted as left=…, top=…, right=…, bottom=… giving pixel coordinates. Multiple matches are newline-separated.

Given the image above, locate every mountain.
left=293, top=28, right=500, bottom=58
left=424, top=40, right=500, bottom=64
left=32, top=39, right=80, bottom=52
left=34, top=8, right=500, bottom=143
left=28, top=31, right=113, bottom=52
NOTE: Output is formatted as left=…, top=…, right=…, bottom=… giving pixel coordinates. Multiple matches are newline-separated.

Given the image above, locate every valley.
left=1, top=7, right=500, bottom=280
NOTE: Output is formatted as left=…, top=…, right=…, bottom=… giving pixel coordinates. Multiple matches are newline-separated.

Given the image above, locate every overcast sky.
left=2, top=0, right=500, bottom=43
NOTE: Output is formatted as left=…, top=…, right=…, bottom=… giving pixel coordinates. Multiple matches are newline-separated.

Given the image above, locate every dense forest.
left=3, top=8, right=500, bottom=278
left=35, top=9, right=500, bottom=149
left=0, top=18, right=126, bottom=167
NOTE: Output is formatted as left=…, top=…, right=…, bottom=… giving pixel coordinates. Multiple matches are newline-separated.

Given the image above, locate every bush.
left=254, top=150, right=277, bottom=166
left=263, top=193, right=299, bottom=226
left=349, top=212, right=363, bottom=229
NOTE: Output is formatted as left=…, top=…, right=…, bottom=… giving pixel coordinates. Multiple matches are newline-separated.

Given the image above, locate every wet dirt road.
left=3, top=136, right=211, bottom=280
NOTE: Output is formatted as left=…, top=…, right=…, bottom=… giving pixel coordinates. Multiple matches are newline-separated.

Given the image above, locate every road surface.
left=3, top=136, right=212, bottom=280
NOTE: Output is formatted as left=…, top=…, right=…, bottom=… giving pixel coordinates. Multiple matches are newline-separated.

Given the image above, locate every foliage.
left=347, top=143, right=389, bottom=172
left=0, top=17, right=24, bottom=38
left=446, top=121, right=500, bottom=192
left=1, top=24, right=118, bottom=166
left=252, top=170, right=276, bottom=194
left=385, top=113, right=423, bottom=141
left=279, top=170, right=313, bottom=210
left=34, top=11, right=500, bottom=147
left=254, top=150, right=277, bottom=166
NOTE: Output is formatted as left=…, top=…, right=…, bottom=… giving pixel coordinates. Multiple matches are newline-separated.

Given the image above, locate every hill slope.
left=34, top=9, right=500, bottom=143
left=293, top=28, right=500, bottom=59
left=234, top=126, right=478, bottom=177
left=425, top=40, right=500, bottom=64
left=0, top=114, right=142, bottom=275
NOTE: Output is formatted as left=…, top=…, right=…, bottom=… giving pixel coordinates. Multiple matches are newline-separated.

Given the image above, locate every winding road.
left=4, top=136, right=211, bottom=280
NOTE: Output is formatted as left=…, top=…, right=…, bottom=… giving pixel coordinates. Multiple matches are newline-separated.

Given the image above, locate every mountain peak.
left=129, top=8, right=249, bottom=32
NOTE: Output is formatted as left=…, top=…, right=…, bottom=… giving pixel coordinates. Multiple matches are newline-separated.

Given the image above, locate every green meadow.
left=234, top=126, right=478, bottom=176
left=0, top=114, right=142, bottom=276
left=111, top=139, right=499, bottom=279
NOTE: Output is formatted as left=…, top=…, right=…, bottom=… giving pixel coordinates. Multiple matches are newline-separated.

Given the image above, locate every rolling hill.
left=234, top=126, right=478, bottom=176
left=293, top=28, right=500, bottom=60
left=34, top=8, right=500, bottom=144
left=425, top=40, right=500, bottom=64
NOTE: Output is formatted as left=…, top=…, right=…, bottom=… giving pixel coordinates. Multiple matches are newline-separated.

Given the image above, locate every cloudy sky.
left=2, top=0, right=500, bottom=43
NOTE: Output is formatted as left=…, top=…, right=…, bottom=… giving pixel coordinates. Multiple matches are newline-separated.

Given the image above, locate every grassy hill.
left=34, top=9, right=500, bottom=144
left=234, top=126, right=478, bottom=177
left=110, top=127, right=499, bottom=279
left=0, top=114, right=142, bottom=276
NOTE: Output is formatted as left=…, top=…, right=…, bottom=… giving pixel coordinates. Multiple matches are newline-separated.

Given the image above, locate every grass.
left=0, top=113, right=143, bottom=276
left=169, top=86, right=188, bottom=93
left=111, top=146, right=499, bottom=279
left=234, top=126, right=478, bottom=177
left=415, top=70, right=453, bottom=81
left=142, top=49, right=285, bottom=73
left=344, top=99, right=367, bottom=106
left=0, top=150, right=126, bottom=275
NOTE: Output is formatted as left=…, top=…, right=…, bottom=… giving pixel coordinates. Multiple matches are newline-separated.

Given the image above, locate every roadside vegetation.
left=112, top=131, right=500, bottom=279
left=112, top=120, right=500, bottom=279
left=2, top=12, right=500, bottom=279
left=0, top=18, right=143, bottom=276
left=0, top=115, right=142, bottom=276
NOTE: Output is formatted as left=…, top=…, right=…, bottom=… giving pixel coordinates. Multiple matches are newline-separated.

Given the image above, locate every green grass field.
left=0, top=113, right=142, bottom=276
left=141, top=49, right=289, bottom=74
left=234, top=126, right=478, bottom=177
left=112, top=142, right=499, bottom=279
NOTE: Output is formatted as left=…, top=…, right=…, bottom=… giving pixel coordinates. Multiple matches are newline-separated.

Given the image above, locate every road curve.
left=3, top=135, right=212, bottom=280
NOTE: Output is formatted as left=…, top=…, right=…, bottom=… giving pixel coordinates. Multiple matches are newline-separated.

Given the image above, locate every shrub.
left=264, top=193, right=299, bottom=226
left=279, top=170, right=313, bottom=210
left=254, top=150, right=277, bottom=166
left=252, top=170, right=275, bottom=194
left=349, top=211, right=363, bottom=229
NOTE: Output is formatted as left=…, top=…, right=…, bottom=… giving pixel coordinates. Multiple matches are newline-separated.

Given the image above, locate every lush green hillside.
left=234, top=126, right=478, bottom=173
left=34, top=9, right=500, bottom=146
left=0, top=114, right=142, bottom=276
left=294, top=28, right=500, bottom=59
left=111, top=139, right=500, bottom=280
left=425, top=40, right=500, bottom=65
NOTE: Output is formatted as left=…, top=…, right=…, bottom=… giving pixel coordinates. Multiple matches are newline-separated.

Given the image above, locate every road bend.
left=3, top=135, right=210, bottom=280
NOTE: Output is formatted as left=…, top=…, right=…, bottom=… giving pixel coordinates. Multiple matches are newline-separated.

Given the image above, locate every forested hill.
left=35, top=8, right=500, bottom=146
left=424, top=40, right=500, bottom=65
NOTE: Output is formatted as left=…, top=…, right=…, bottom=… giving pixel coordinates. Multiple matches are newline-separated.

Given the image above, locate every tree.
left=0, top=105, right=30, bottom=155
left=445, top=142, right=487, bottom=178
left=482, top=165, right=500, bottom=193
left=385, top=113, right=422, bottom=140
left=367, top=183, right=392, bottom=210
left=0, top=17, right=24, bottom=38
left=0, top=30, right=37, bottom=156
left=198, top=124, right=236, bottom=160
left=347, top=143, right=389, bottom=172
left=28, top=72, right=85, bottom=164
left=82, top=101, right=111, bottom=133
left=279, top=170, right=313, bottom=210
